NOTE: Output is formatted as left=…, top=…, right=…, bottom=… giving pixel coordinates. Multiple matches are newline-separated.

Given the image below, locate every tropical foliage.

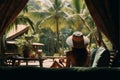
left=6, top=0, right=112, bottom=56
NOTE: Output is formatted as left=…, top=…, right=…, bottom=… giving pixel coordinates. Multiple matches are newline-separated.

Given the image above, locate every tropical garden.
left=5, top=0, right=112, bottom=56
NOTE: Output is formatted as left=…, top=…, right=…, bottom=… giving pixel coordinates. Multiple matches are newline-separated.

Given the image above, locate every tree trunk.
left=51, top=35, right=54, bottom=56
left=56, top=17, right=60, bottom=56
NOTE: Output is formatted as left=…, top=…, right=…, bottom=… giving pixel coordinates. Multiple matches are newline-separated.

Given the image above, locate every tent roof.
left=6, top=25, right=29, bottom=40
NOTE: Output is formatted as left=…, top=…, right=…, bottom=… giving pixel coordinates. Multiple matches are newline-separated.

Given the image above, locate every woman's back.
left=66, top=48, right=89, bottom=67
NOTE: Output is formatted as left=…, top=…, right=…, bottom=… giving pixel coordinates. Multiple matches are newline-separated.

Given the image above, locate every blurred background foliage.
left=6, top=0, right=112, bottom=56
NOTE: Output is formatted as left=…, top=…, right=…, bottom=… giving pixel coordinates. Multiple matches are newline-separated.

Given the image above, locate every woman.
left=66, top=31, right=90, bottom=67
left=51, top=31, right=90, bottom=68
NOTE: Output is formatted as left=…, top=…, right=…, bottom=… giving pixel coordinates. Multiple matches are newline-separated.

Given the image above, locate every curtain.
left=85, top=0, right=119, bottom=66
left=85, top=0, right=119, bottom=50
left=0, top=0, right=28, bottom=54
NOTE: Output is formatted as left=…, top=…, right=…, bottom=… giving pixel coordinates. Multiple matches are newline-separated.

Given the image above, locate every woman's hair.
left=72, top=35, right=85, bottom=48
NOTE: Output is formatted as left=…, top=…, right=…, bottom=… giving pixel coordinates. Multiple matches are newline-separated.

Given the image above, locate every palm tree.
left=38, top=0, right=69, bottom=55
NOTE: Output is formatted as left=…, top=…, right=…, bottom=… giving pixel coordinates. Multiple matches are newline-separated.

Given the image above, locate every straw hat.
left=66, top=31, right=90, bottom=48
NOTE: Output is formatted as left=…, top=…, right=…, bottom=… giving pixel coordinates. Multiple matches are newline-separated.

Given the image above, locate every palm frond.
left=22, top=5, right=28, bottom=13
left=73, top=0, right=80, bottom=13
left=72, top=0, right=85, bottom=13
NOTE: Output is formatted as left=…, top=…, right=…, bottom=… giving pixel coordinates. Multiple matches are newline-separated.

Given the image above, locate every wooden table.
left=11, top=57, right=45, bottom=67
left=4, top=53, right=20, bottom=65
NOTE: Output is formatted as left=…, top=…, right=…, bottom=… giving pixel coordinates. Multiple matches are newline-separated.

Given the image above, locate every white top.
left=92, top=46, right=106, bottom=67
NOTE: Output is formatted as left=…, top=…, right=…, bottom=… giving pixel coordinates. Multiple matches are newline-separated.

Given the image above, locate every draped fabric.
left=85, top=0, right=119, bottom=51
left=0, top=0, right=28, bottom=36
left=0, top=0, right=28, bottom=54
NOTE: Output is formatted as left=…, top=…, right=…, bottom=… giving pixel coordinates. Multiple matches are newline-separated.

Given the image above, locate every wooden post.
left=0, top=36, right=2, bottom=55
